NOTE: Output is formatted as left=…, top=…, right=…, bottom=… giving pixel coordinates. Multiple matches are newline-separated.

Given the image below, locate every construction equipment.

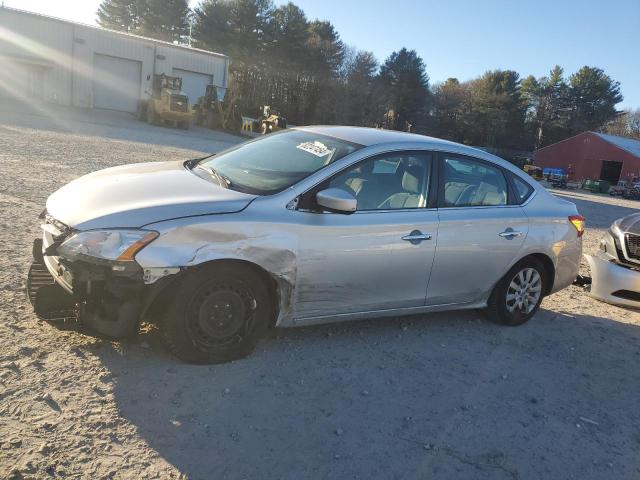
left=256, top=105, right=287, bottom=134
left=138, top=74, right=191, bottom=130
left=523, top=164, right=544, bottom=180
left=193, top=85, right=242, bottom=133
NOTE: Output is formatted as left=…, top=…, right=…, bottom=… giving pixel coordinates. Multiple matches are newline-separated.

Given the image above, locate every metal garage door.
left=173, top=68, right=213, bottom=105
left=0, top=61, right=44, bottom=100
left=93, top=54, right=141, bottom=113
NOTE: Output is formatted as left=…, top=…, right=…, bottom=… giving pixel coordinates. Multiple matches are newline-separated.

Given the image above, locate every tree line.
left=97, top=0, right=630, bottom=151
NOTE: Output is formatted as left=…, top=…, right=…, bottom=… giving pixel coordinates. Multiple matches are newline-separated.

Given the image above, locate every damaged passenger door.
left=292, top=151, right=439, bottom=321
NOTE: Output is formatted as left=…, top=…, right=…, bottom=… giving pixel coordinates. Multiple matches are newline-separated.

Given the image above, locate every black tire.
left=147, top=105, right=158, bottom=126
left=137, top=101, right=148, bottom=122
left=161, top=264, right=273, bottom=364
left=486, top=257, right=548, bottom=326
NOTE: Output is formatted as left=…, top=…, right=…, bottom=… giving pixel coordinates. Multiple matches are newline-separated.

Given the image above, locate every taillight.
left=569, top=215, right=585, bottom=237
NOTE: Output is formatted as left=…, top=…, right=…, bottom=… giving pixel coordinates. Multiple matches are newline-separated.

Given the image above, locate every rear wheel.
left=486, top=258, right=547, bottom=326
left=147, top=105, right=159, bottom=126
left=161, top=264, right=273, bottom=364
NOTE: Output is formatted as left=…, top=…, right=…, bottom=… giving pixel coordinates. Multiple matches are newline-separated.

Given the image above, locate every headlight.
left=57, top=230, right=158, bottom=262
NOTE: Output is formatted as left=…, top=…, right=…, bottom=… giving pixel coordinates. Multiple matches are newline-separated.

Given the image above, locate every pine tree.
left=139, top=0, right=190, bottom=43
left=96, top=0, right=145, bottom=33
left=265, top=2, right=310, bottom=74
left=377, top=48, right=430, bottom=127
left=193, top=0, right=273, bottom=66
left=432, top=78, right=470, bottom=143
left=521, top=66, right=573, bottom=148
left=343, top=50, right=378, bottom=125
left=306, top=20, right=344, bottom=78
left=467, top=70, right=526, bottom=148
left=568, top=66, right=623, bottom=133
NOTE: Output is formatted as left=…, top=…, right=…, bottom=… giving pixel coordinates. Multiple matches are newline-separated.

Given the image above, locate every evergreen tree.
left=96, top=0, right=145, bottom=33
left=432, top=78, right=470, bottom=143
left=343, top=50, right=378, bottom=125
left=306, top=20, right=344, bottom=78
left=568, top=66, right=623, bottom=133
left=193, top=0, right=273, bottom=66
left=521, top=66, right=572, bottom=148
left=377, top=48, right=429, bottom=127
left=467, top=70, right=526, bottom=148
left=140, top=0, right=190, bottom=43
left=265, top=2, right=310, bottom=74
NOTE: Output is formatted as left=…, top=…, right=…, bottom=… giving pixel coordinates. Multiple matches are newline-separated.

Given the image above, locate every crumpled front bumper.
left=28, top=235, right=174, bottom=338
left=584, top=252, right=640, bottom=308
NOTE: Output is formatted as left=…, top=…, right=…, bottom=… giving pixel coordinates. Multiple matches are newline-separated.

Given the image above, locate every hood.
left=46, top=161, right=256, bottom=230
left=616, top=213, right=640, bottom=235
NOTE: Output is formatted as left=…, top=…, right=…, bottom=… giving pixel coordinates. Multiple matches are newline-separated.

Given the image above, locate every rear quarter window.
left=510, top=174, right=535, bottom=204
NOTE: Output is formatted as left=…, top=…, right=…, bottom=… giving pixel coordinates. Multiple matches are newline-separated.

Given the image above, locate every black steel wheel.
left=162, top=264, right=273, bottom=364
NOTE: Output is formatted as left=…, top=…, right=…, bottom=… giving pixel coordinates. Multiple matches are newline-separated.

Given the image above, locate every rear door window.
left=439, top=156, right=508, bottom=207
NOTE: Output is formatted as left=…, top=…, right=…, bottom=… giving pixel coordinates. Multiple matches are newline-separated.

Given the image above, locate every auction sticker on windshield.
left=296, top=141, right=333, bottom=157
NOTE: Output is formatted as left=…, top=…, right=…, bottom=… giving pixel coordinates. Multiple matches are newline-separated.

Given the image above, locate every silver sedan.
left=29, top=127, right=584, bottom=363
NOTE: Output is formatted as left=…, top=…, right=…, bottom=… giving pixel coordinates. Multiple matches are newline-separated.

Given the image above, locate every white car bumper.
left=584, top=252, right=640, bottom=308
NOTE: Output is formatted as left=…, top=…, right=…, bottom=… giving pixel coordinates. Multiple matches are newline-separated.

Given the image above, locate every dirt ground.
left=1, top=105, right=640, bottom=480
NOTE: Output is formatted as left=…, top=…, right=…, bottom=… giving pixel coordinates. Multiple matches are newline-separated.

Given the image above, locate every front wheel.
left=161, top=264, right=273, bottom=364
left=486, top=258, right=548, bottom=326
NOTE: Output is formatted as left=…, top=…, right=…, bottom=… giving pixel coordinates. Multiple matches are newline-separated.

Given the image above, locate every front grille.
left=170, top=95, right=188, bottom=112
left=624, top=233, right=640, bottom=261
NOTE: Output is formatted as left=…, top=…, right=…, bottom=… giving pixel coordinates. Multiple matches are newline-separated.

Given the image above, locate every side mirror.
left=316, top=188, right=357, bottom=214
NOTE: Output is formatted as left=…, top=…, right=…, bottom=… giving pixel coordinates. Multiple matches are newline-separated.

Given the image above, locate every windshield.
left=196, top=130, right=362, bottom=194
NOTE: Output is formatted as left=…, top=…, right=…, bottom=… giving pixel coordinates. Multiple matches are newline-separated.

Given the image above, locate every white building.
left=0, top=6, right=229, bottom=113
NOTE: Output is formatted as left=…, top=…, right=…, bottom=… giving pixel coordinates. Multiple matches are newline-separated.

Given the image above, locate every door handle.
left=499, top=230, right=523, bottom=238
left=402, top=230, right=432, bottom=244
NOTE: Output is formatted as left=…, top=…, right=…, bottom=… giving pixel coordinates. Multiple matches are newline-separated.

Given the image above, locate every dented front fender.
left=135, top=213, right=299, bottom=326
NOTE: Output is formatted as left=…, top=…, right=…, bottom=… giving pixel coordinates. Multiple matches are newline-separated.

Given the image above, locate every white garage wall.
left=0, top=8, right=73, bottom=105
left=0, top=7, right=229, bottom=112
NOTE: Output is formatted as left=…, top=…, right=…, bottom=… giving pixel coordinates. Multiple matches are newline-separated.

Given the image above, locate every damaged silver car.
left=586, top=214, right=640, bottom=307
left=28, top=127, right=584, bottom=363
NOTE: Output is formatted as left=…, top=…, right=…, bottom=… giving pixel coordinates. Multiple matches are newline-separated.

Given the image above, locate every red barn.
left=534, top=132, right=640, bottom=184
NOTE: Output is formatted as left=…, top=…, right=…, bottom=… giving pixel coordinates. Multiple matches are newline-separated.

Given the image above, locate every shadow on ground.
left=78, top=309, right=640, bottom=480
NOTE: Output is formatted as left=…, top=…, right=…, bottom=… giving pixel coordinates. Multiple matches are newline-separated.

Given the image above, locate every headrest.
left=402, top=166, right=422, bottom=193
left=482, top=191, right=505, bottom=205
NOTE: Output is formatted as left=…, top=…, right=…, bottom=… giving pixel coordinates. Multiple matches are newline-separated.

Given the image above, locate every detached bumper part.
left=27, top=260, right=77, bottom=323
left=584, top=253, right=640, bottom=308
left=28, top=238, right=150, bottom=338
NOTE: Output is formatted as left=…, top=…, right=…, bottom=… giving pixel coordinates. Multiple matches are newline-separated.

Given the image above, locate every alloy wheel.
left=505, top=267, right=542, bottom=314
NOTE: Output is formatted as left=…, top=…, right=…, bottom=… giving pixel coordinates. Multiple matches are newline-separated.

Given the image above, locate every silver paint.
left=586, top=216, right=640, bottom=308
left=44, top=127, right=583, bottom=327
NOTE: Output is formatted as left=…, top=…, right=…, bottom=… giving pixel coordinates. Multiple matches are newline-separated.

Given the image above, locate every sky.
left=7, top=0, right=640, bottom=109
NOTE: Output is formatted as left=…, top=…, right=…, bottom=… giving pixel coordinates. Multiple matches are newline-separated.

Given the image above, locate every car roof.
left=293, top=125, right=539, bottom=187
left=296, top=125, right=493, bottom=157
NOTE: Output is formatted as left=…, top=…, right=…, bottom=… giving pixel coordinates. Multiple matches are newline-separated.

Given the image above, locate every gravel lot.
left=1, top=105, right=640, bottom=480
